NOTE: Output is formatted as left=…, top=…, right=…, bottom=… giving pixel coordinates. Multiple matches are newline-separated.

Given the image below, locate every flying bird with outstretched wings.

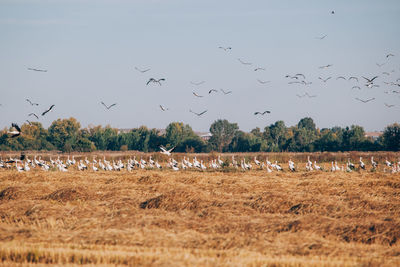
left=192, top=92, right=204, bottom=98
left=28, top=113, right=39, bottom=119
left=135, top=67, right=151, bottom=73
left=42, top=105, right=55, bottom=116
left=190, top=81, right=205, bottom=86
left=237, top=58, right=252, bottom=65
left=27, top=67, right=47, bottom=72
left=254, top=110, right=271, bottom=115
left=8, top=123, right=21, bottom=138
left=220, top=89, right=232, bottom=95
left=146, top=78, right=165, bottom=86
left=355, top=97, right=375, bottom=103
left=101, top=102, right=117, bottom=110
left=26, top=99, right=39, bottom=106
left=189, top=109, right=207, bottom=116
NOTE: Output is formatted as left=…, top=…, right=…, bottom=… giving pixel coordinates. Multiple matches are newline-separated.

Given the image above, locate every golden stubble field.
left=0, top=166, right=399, bottom=266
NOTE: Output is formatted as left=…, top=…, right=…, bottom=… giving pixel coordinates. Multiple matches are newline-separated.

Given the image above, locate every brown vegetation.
left=0, top=164, right=399, bottom=266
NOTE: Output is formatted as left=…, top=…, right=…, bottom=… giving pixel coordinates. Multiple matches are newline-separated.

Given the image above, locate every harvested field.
left=0, top=168, right=399, bottom=266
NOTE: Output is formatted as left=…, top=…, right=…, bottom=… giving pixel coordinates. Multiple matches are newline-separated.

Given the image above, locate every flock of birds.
left=1, top=10, right=399, bottom=143
left=1, top=146, right=399, bottom=174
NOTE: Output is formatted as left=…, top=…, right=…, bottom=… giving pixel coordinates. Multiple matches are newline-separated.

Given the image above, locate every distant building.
left=195, top=132, right=212, bottom=141
left=365, top=131, right=383, bottom=141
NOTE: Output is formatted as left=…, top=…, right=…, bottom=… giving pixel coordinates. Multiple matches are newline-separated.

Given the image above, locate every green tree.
left=48, top=118, right=81, bottom=151
left=382, top=123, right=400, bottom=151
left=209, top=119, right=239, bottom=152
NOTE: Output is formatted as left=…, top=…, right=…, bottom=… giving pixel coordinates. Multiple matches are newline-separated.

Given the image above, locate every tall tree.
left=209, top=119, right=239, bottom=152
left=382, top=123, right=400, bottom=151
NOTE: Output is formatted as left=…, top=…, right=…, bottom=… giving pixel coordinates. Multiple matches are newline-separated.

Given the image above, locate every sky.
left=0, top=0, right=399, bottom=132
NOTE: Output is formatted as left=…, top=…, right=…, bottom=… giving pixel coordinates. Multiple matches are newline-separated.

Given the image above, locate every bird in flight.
left=189, top=109, right=207, bottom=116
left=319, top=64, right=333, bottom=69
left=27, top=67, right=47, bottom=72
left=319, top=77, right=332, bottom=83
left=386, top=53, right=394, bottom=58
left=349, top=76, right=359, bottom=82
left=331, top=11, right=335, bottom=14
left=254, top=67, right=266, bottom=71
left=135, top=67, right=151, bottom=73
left=362, top=76, right=378, bottom=83
left=26, top=99, right=39, bottom=106
left=101, top=102, right=117, bottom=110
left=352, top=86, right=361, bottom=90
left=237, top=58, right=252, bottom=65
left=376, top=62, right=385, bottom=67
left=26, top=120, right=32, bottom=125
left=28, top=113, right=39, bottom=119
left=8, top=123, right=21, bottom=138
left=220, top=89, right=232, bottom=95
left=190, top=81, right=205, bottom=86
left=382, top=72, right=390, bottom=76
left=257, top=79, right=271, bottom=84
left=146, top=78, right=165, bottom=86
left=159, top=145, right=175, bottom=156
left=384, top=103, right=395, bottom=108
left=208, top=89, right=218, bottom=94
left=159, top=105, right=169, bottom=111
left=355, top=97, right=375, bottom=103
left=295, top=73, right=306, bottom=80
left=42, top=105, right=55, bottom=116
left=254, top=110, right=271, bottom=115
left=315, top=35, right=327, bottom=40
left=192, top=92, right=204, bottom=98
left=336, top=76, right=346, bottom=80
left=218, top=46, right=232, bottom=51
left=305, top=92, right=317, bottom=98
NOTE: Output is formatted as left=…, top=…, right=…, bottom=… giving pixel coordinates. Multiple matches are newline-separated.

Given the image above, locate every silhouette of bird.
left=319, top=77, right=332, bottom=82
left=42, top=105, right=55, bottom=116
left=8, top=123, right=21, bottom=138
left=218, top=46, right=232, bottom=51
left=384, top=103, right=395, bottom=108
left=27, top=67, right=47, bottom=72
left=319, top=64, right=332, bottom=69
left=355, top=97, right=375, bottom=103
left=362, top=76, right=378, bottom=83
left=376, top=62, right=385, bottom=67
left=386, top=53, right=394, bottom=58
left=146, top=78, right=165, bottom=86
left=26, top=99, right=39, bottom=106
left=237, top=58, right=252, bottom=65
left=189, top=109, right=207, bottom=116
left=159, top=105, right=169, bottom=111
left=135, top=67, right=151, bottom=73
left=208, top=89, right=218, bottom=94
left=349, top=76, right=359, bottom=82
left=316, top=34, right=327, bottom=40
left=101, top=102, right=117, bottom=110
left=192, top=92, right=204, bottom=98
left=352, top=86, right=361, bottom=90
left=220, top=89, right=232, bottom=95
left=257, top=79, right=271, bottom=84
left=254, top=110, right=271, bottom=115
left=28, top=113, right=39, bottom=119
left=190, top=81, right=205, bottom=86
left=254, top=67, right=265, bottom=71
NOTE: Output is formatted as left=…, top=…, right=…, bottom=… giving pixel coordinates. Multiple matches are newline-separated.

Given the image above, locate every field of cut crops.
left=0, top=153, right=399, bottom=266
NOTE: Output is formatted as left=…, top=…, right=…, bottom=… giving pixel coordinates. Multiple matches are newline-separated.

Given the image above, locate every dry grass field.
left=0, top=154, right=400, bottom=266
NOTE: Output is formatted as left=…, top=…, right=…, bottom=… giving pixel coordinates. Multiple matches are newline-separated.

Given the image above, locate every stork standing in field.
left=371, top=157, right=377, bottom=169
left=359, top=157, right=365, bottom=169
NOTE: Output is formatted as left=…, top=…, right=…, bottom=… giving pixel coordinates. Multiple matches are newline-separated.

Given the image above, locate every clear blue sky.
left=0, top=0, right=399, bottom=132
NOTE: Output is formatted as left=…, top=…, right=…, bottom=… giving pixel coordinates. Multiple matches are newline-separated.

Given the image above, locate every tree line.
left=0, top=117, right=399, bottom=152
